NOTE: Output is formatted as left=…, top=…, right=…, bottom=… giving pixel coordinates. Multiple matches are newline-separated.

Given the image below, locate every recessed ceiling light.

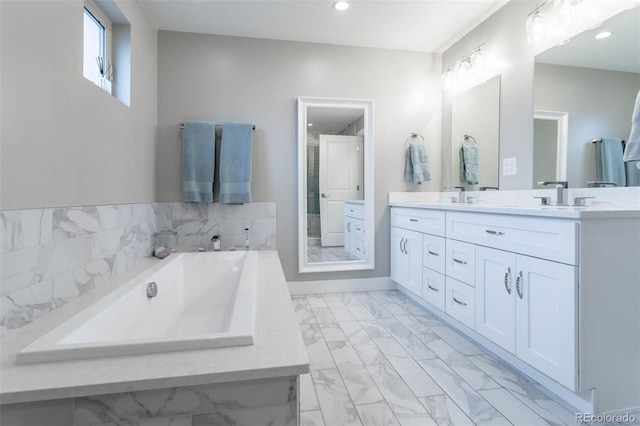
left=308, top=123, right=313, bottom=127
left=595, top=31, right=613, bottom=39
left=556, top=39, right=570, bottom=46
left=333, top=1, right=349, bottom=11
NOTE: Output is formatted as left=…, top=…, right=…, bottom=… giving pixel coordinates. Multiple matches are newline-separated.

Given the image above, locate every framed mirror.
left=297, top=97, right=375, bottom=273
left=450, top=75, right=501, bottom=190
left=533, top=5, right=640, bottom=188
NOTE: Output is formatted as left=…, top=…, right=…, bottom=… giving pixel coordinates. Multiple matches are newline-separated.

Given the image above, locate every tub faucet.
left=189, top=246, right=206, bottom=252
left=538, top=181, right=568, bottom=206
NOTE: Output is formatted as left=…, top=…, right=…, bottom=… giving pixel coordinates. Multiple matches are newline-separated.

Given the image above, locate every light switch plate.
left=503, top=158, right=517, bottom=176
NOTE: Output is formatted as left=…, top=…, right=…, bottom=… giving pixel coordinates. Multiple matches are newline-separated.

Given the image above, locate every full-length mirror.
left=450, top=75, right=501, bottom=190
left=533, top=5, right=640, bottom=188
left=297, top=97, right=375, bottom=273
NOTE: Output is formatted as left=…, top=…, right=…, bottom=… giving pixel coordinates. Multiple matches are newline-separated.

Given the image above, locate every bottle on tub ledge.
left=208, top=235, right=221, bottom=252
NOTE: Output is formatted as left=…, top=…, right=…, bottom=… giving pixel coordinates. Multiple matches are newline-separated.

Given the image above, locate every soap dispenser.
left=208, top=235, right=221, bottom=252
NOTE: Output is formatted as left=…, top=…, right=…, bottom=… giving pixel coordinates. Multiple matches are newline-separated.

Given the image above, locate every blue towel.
left=404, top=144, right=431, bottom=184
left=460, top=145, right=479, bottom=185
left=596, top=138, right=626, bottom=187
left=623, top=89, right=640, bottom=164
left=182, top=121, right=215, bottom=203
left=220, top=122, right=253, bottom=204
left=623, top=90, right=640, bottom=186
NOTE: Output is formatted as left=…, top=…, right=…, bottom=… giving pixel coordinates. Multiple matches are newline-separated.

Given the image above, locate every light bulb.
left=441, top=69, right=453, bottom=92
left=333, top=1, right=349, bottom=11
left=526, top=10, right=546, bottom=44
left=470, top=50, right=487, bottom=83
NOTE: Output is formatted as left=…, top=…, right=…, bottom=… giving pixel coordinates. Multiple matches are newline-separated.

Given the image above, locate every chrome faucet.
left=445, top=186, right=466, bottom=203
left=587, top=181, right=617, bottom=188
left=538, top=181, right=569, bottom=206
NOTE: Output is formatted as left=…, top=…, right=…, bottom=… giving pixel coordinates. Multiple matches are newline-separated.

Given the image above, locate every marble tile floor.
left=307, top=245, right=357, bottom=262
left=293, top=290, right=584, bottom=426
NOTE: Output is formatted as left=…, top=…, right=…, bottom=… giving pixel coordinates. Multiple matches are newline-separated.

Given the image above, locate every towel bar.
left=180, top=123, right=255, bottom=130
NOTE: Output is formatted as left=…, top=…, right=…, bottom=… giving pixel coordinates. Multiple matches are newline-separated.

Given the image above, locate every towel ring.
left=463, top=135, right=477, bottom=145
left=406, top=133, right=425, bottom=146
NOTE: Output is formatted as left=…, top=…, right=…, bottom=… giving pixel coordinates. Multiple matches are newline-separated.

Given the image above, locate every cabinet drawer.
left=446, top=239, right=475, bottom=286
left=447, top=212, right=578, bottom=265
left=355, top=238, right=365, bottom=259
left=446, top=277, right=475, bottom=329
left=391, top=207, right=445, bottom=236
left=423, top=234, right=445, bottom=274
left=344, top=202, right=364, bottom=219
left=422, top=268, right=445, bottom=312
left=355, top=219, right=365, bottom=240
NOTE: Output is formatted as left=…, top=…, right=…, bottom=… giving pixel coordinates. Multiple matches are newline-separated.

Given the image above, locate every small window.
left=83, top=7, right=105, bottom=80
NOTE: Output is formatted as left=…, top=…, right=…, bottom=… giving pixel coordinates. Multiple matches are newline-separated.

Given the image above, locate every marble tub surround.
left=1, top=204, right=157, bottom=332
left=154, top=202, right=276, bottom=252
left=1, top=201, right=277, bottom=332
left=0, top=251, right=307, bottom=406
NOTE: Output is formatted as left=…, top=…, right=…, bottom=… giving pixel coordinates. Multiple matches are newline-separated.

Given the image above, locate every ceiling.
left=307, top=107, right=364, bottom=133
left=141, top=0, right=508, bottom=53
left=536, top=5, right=640, bottom=73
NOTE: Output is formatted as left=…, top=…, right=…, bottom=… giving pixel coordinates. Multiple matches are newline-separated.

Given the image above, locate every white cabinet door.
left=475, top=246, right=516, bottom=354
left=344, top=216, right=355, bottom=255
left=390, top=227, right=422, bottom=296
left=515, top=255, right=577, bottom=390
left=391, top=226, right=408, bottom=286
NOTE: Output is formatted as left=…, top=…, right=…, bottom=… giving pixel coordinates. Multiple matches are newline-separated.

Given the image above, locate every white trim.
left=288, top=277, right=395, bottom=295
left=534, top=110, right=569, bottom=182
left=297, top=97, right=375, bottom=273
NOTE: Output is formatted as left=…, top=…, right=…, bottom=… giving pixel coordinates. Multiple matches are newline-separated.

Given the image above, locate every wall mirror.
left=533, top=5, right=640, bottom=188
left=297, top=97, right=375, bottom=273
left=450, top=75, right=501, bottom=190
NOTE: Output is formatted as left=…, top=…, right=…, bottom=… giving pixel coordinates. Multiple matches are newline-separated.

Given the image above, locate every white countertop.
left=389, top=201, right=640, bottom=219
left=0, top=251, right=309, bottom=404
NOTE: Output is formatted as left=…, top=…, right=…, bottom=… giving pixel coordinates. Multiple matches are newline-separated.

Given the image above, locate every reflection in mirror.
left=533, top=5, right=640, bottom=188
left=450, top=75, right=500, bottom=190
left=297, top=97, right=374, bottom=273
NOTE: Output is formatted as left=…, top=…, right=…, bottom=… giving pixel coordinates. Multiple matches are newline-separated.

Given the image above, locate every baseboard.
left=287, top=277, right=396, bottom=295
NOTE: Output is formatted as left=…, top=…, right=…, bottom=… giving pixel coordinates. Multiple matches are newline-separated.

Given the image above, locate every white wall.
left=534, top=63, right=639, bottom=188
left=157, top=31, right=442, bottom=282
left=443, top=1, right=536, bottom=190
left=0, top=0, right=158, bottom=210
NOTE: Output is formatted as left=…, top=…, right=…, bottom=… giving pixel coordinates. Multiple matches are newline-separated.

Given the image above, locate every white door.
left=319, top=135, right=363, bottom=246
left=390, top=227, right=408, bottom=285
left=515, top=255, right=577, bottom=390
left=404, top=229, right=423, bottom=296
left=476, top=246, right=516, bottom=353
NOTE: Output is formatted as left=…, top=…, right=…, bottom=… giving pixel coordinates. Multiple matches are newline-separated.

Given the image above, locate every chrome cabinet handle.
left=453, top=258, right=467, bottom=265
left=453, top=297, right=468, bottom=306
left=427, top=284, right=439, bottom=292
left=428, top=250, right=440, bottom=256
left=399, top=238, right=405, bottom=254
left=403, top=239, right=408, bottom=254
left=486, top=230, right=505, bottom=236
left=516, top=271, right=523, bottom=299
left=409, top=218, right=418, bottom=222
left=504, top=267, right=511, bottom=295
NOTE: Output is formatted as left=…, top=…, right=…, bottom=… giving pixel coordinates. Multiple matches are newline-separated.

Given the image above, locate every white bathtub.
left=16, top=251, right=257, bottom=364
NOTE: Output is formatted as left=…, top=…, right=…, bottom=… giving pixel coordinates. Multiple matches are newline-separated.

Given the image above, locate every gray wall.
left=0, top=0, right=158, bottom=210
left=157, top=31, right=442, bottom=282
left=533, top=119, right=558, bottom=185
left=534, top=63, right=639, bottom=188
left=442, top=1, right=537, bottom=190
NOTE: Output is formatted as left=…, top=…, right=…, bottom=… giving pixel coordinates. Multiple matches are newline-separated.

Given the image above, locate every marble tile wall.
left=154, top=202, right=276, bottom=252
left=0, top=201, right=277, bottom=332
left=74, top=376, right=297, bottom=426
left=0, top=204, right=156, bottom=333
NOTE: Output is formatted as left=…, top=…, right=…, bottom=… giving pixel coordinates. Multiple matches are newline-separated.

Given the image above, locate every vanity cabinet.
left=390, top=203, right=640, bottom=414
left=344, top=202, right=365, bottom=260
left=475, top=246, right=577, bottom=389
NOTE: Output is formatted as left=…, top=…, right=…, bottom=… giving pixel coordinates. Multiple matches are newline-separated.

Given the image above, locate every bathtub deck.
left=0, top=251, right=309, bottom=404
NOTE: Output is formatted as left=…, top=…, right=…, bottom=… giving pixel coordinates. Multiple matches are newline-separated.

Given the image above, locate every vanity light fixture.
left=525, top=0, right=603, bottom=45
left=594, top=31, right=612, bottom=39
left=333, top=1, right=349, bottom=11
left=441, top=46, right=489, bottom=95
